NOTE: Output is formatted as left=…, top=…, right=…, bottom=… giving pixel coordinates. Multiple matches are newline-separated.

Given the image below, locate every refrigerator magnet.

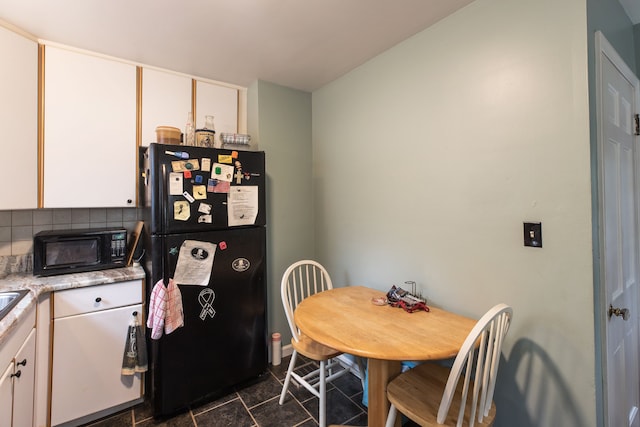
left=211, top=163, right=233, bottom=182
left=174, top=201, right=190, bottom=221
left=218, top=154, right=233, bottom=164
left=169, top=172, right=183, bottom=195
left=234, top=170, right=243, bottom=184
left=201, top=158, right=211, bottom=172
left=182, top=191, right=195, bottom=203
left=212, top=181, right=230, bottom=193
left=172, top=159, right=200, bottom=172
left=193, top=185, right=207, bottom=200
left=198, top=215, right=212, bottom=223
left=183, top=170, right=192, bottom=179
left=198, top=202, right=212, bottom=214
left=197, top=288, right=216, bottom=320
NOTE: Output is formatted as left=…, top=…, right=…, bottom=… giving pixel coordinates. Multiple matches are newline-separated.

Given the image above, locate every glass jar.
left=195, top=115, right=216, bottom=148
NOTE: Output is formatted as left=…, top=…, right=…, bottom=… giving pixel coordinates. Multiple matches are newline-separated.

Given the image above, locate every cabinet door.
left=0, top=26, right=37, bottom=210
left=50, top=305, right=142, bottom=426
left=43, top=45, right=137, bottom=208
left=0, top=362, right=12, bottom=427
left=195, top=80, right=238, bottom=143
left=12, top=328, right=35, bottom=427
left=141, top=68, right=192, bottom=147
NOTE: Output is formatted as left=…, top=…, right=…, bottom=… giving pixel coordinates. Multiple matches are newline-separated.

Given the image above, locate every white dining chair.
left=278, top=260, right=354, bottom=427
left=384, top=303, right=513, bottom=427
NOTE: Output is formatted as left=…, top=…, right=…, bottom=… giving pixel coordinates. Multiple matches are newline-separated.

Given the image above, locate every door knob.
left=608, top=304, right=630, bottom=320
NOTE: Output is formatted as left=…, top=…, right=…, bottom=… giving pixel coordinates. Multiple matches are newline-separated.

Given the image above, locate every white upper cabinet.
left=0, top=26, right=37, bottom=210
left=43, top=45, right=137, bottom=208
left=195, top=80, right=238, bottom=144
left=141, top=68, right=192, bottom=147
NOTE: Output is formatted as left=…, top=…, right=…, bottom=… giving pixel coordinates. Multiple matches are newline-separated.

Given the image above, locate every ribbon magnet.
left=198, top=288, right=216, bottom=320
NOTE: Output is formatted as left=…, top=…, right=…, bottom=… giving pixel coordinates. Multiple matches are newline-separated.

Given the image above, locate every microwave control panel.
left=111, top=232, right=127, bottom=260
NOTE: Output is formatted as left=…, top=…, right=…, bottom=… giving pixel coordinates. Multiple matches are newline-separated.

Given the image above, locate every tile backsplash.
left=0, top=208, right=142, bottom=276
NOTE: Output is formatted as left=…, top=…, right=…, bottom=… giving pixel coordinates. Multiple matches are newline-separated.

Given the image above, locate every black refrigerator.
left=139, top=143, right=267, bottom=417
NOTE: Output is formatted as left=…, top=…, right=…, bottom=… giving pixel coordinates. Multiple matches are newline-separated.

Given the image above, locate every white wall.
left=312, top=0, right=594, bottom=425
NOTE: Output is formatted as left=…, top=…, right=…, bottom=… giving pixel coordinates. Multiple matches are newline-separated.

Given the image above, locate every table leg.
left=368, top=359, right=402, bottom=427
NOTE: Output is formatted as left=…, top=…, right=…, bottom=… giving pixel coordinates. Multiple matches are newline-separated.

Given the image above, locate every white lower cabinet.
left=11, top=329, right=36, bottom=427
left=0, top=307, right=36, bottom=427
left=50, top=281, right=143, bottom=426
left=0, top=362, right=12, bottom=427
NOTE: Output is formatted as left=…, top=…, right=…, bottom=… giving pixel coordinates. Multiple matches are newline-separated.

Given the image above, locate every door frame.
left=595, top=30, right=640, bottom=427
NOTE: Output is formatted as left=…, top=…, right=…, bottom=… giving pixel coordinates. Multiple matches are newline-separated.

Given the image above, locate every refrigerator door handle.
left=160, top=163, right=167, bottom=230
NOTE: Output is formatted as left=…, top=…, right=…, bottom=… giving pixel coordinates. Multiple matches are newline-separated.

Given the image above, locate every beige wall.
left=312, top=0, right=594, bottom=425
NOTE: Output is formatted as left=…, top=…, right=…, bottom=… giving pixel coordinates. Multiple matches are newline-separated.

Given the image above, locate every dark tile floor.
left=83, top=355, right=370, bottom=427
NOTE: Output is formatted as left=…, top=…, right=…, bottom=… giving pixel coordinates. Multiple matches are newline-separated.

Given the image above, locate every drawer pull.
left=17, top=359, right=27, bottom=367
left=95, top=297, right=102, bottom=303
left=11, top=370, right=21, bottom=379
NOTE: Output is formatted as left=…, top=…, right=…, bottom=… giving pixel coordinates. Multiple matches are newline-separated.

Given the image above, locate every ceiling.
left=2, top=1, right=638, bottom=92
left=0, top=0, right=477, bottom=92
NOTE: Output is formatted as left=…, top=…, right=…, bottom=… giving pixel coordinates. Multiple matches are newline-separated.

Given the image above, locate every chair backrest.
left=438, top=303, right=513, bottom=427
left=281, top=260, right=334, bottom=343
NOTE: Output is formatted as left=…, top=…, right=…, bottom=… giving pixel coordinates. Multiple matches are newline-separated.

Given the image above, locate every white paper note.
left=227, top=186, right=258, bottom=226
left=173, top=240, right=217, bottom=286
left=169, top=173, right=183, bottom=195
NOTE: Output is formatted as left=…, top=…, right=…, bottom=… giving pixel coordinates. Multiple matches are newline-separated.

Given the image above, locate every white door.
left=141, top=68, right=192, bottom=147
left=43, top=45, right=137, bottom=208
left=195, top=79, right=238, bottom=147
left=0, top=25, right=38, bottom=210
left=0, top=362, right=13, bottom=427
left=596, top=31, right=640, bottom=427
left=50, top=304, right=142, bottom=426
left=12, top=329, right=35, bottom=427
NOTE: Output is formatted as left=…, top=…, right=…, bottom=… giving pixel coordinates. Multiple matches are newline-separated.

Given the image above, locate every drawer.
left=53, top=280, right=142, bottom=318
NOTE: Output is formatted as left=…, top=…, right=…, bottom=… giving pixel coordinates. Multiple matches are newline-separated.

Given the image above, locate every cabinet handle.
left=17, top=359, right=27, bottom=367
left=11, top=370, right=21, bottom=379
left=95, top=297, right=102, bottom=303
left=127, top=199, right=133, bottom=204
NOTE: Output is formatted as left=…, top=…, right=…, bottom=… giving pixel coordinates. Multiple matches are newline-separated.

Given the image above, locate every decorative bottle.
left=184, top=112, right=195, bottom=146
left=195, top=115, right=216, bottom=148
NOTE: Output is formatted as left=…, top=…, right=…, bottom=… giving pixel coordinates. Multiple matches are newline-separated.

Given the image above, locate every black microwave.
left=33, top=228, right=128, bottom=277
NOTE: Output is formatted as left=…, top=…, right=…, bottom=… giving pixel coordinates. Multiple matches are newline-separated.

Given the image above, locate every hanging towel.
left=135, top=317, right=148, bottom=372
left=147, top=279, right=167, bottom=340
left=122, top=313, right=148, bottom=375
left=164, top=278, right=184, bottom=334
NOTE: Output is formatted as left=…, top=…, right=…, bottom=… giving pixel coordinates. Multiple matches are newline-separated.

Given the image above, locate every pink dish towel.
left=147, top=280, right=167, bottom=340
left=164, top=278, right=184, bottom=334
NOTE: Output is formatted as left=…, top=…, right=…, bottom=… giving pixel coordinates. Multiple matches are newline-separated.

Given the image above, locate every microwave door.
left=46, top=238, right=100, bottom=267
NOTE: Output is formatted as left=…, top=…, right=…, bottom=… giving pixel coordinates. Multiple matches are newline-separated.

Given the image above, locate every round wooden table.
left=294, top=286, right=476, bottom=427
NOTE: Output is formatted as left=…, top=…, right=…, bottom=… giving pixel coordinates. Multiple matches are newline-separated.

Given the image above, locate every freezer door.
left=141, top=143, right=266, bottom=235
left=150, top=226, right=267, bottom=416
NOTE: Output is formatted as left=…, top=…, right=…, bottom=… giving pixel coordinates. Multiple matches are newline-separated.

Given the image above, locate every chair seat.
left=292, top=333, right=343, bottom=361
left=387, top=362, right=497, bottom=426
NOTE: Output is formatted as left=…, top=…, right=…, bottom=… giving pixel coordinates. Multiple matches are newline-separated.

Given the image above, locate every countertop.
left=0, top=265, right=145, bottom=347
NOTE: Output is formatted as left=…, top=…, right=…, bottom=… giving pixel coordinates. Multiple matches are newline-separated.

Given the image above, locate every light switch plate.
left=524, top=222, right=542, bottom=248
